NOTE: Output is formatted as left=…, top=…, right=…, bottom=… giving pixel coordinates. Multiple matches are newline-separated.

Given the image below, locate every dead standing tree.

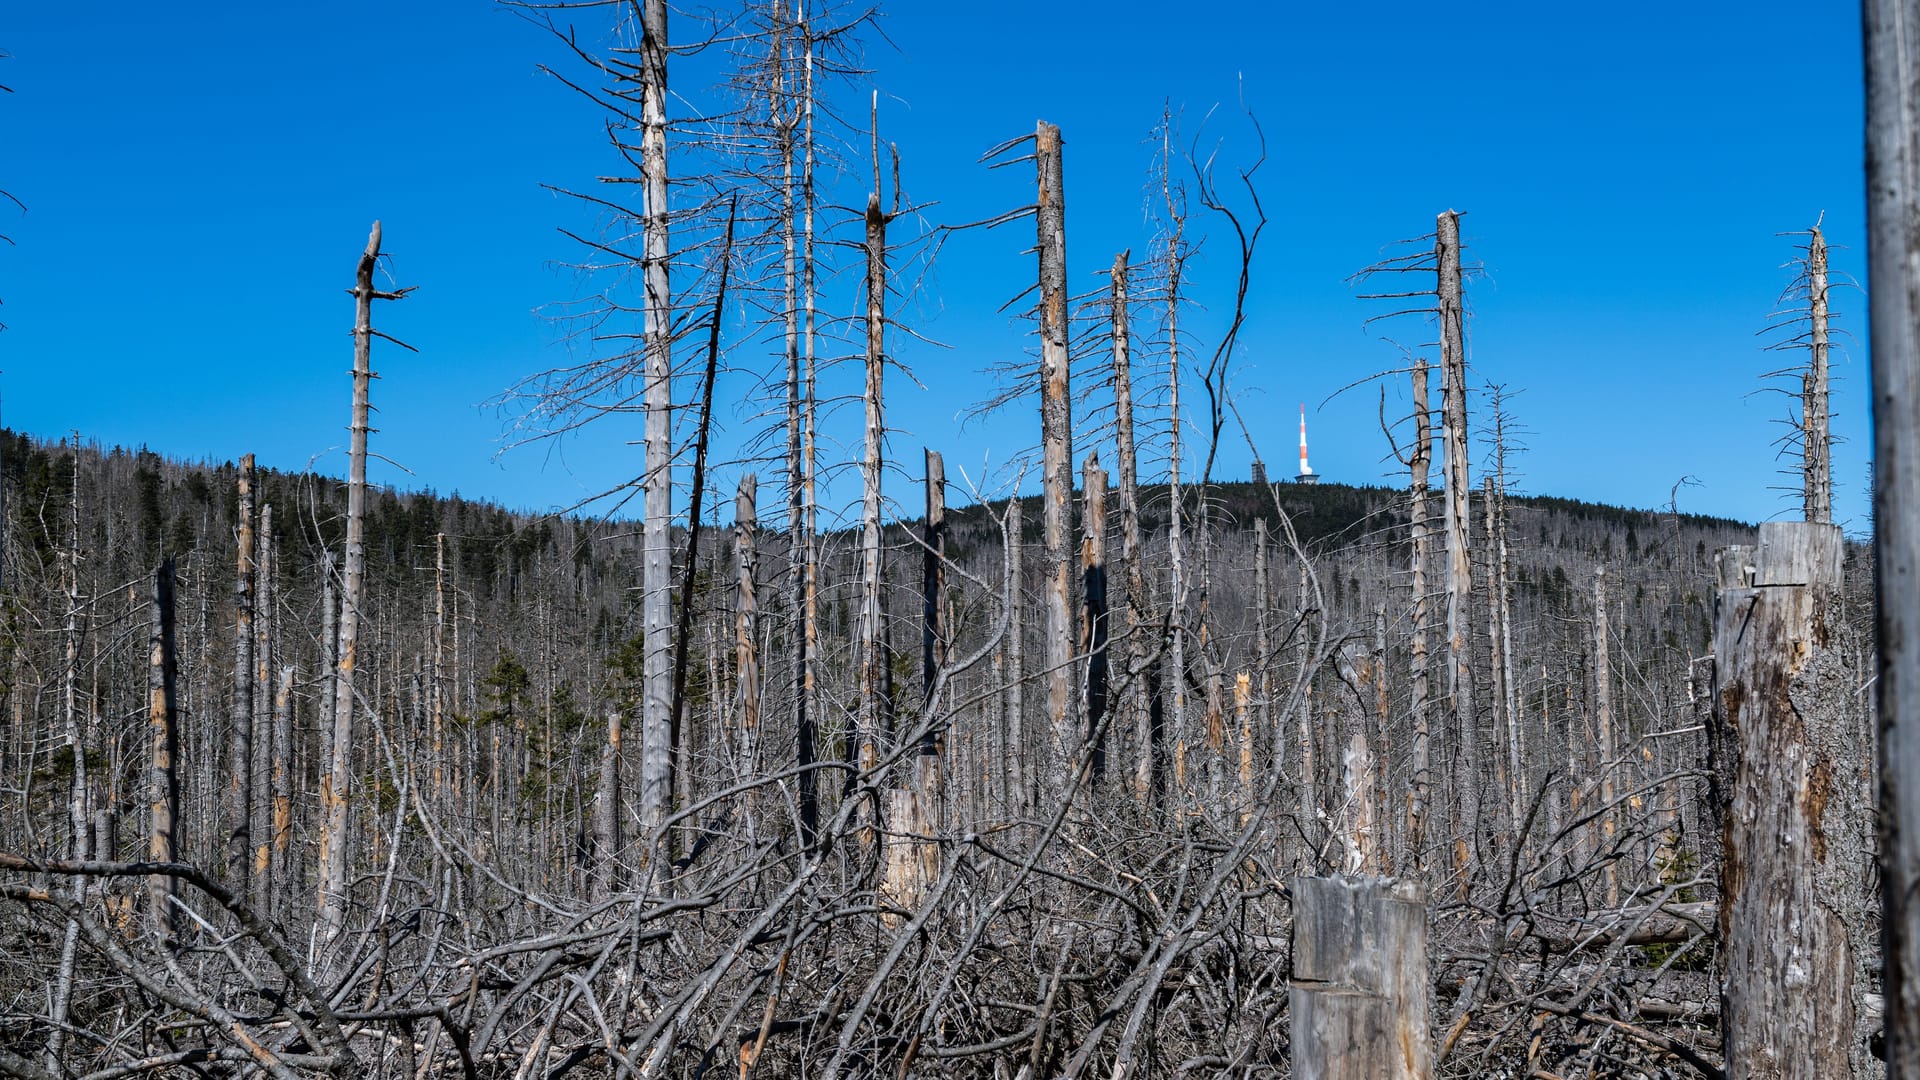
left=317, top=222, right=410, bottom=948
left=225, top=453, right=254, bottom=886
left=1036, top=120, right=1078, bottom=793
left=1435, top=209, right=1479, bottom=879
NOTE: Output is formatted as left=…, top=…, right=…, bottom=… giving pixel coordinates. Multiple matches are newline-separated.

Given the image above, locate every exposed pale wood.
left=227, top=453, right=254, bottom=885
left=248, top=502, right=275, bottom=911
left=1714, top=521, right=1873, bottom=1076
left=146, top=558, right=179, bottom=944
left=1436, top=209, right=1478, bottom=877
left=1595, top=566, right=1617, bottom=908
left=735, top=473, right=761, bottom=782
left=1290, top=875, right=1431, bottom=1080
left=1805, top=224, right=1833, bottom=524
left=856, top=186, right=890, bottom=847
left=1865, top=3, right=1920, bottom=1068
left=1035, top=120, right=1076, bottom=791
left=1111, top=251, right=1154, bottom=805
left=319, top=222, right=386, bottom=943
left=636, top=0, right=674, bottom=867
left=1406, top=356, right=1433, bottom=872
left=1004, top=497, right=1027, bottom=820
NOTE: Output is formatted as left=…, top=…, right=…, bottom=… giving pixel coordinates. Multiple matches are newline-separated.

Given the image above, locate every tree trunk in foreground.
left=1714, top=522, right=1875, bottom=1077
left=1866, top=3, right=1920, bottom=1070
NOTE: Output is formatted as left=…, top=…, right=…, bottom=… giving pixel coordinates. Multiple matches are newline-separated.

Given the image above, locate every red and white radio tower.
left=1295, top=403, right=1319, bottom=485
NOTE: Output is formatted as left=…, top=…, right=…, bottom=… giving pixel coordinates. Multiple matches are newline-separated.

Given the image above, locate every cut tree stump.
left=1290, top=875, right=1431, bottom=1080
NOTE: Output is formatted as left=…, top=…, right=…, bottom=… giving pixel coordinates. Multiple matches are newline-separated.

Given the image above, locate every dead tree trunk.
left=1082, top=453, right=1108, bottom=783
left=1714, top=522, right=1876, bottom=1076
left=921, top=449, right=947, bottom=760
left=1035, top=120, right=1076, bottom=790
left=1436, top=210, right=1478, bottom=875
left=636, top=0, right=675, bottom=865
left=1594, top=567, right=1617, bottom=907
left=595, top=705, right=621, bottom=898
left=227, top=453, right=255, bottom=885
left=1004, top=498, right=1028, bottom=820
left=147, top=557, right=179, bottom=944
left=1865, top=4, right=1920, bottom=1068
left=319, top=221, right=406, bottom=944
left=249, top=503, right=275, bottom=910
left=1254, top=518, right=1273, bottom=805
left=1406, top=357, right=1433, bottom=872
left=856, top=184, right=893, bottom=845
left=735, top=474, right=761, bottom=784
left=1111, top=251, right=1153, bottom=805
left=1290, top=876, right=1432, bottom=1079
left=1806, top=224, right=1833, bottom=525
left=269, top=664, right=293, bottom=915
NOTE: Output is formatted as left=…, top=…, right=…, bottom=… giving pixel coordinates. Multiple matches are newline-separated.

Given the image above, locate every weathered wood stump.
left=1290, top=875, right=1431, bottom=1080
left=1713, top=521, right=1877, bottom=1077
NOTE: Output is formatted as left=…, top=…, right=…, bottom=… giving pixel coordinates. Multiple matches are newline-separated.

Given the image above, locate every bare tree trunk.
left=147, top=557, right=179, bottom=944
left=1806, top=223, right=1833, bottom=525
left=1035, top=120, right=1076, bottom=791
left=269, top=664, right=293, bottom=915
left=48, top=445, right=83, bottom=1072
left=1866, top=4, right=1920, bottom=1068
left=1485, top=475, right=1521, bottom=843
left=320, top=221, right=401, bottom=944
left=432, top=532, right=447, bottom=803
left=1371, top=604, right=1392, bottom=869
left=735, top=474, right=760, bottom=784
left=250, top=503, right=275, bottom=910
left=1406, top=357, right=1433, bottom=872
left=1254, top=518, right=1272, bottom=797
left=1081, top=453, right=1108, bottom=783
left=1436, top=210, right=1478, bottom=876
left=227, top=453, right=255, bottom=885
left=797, top=0, right=822, bottom=849
left=856, top=179, right=894, bottom=844
left=1715, top=523, right=1875, bottom=1076
left=781, top=3, right=821, bottom=847
left=665, top=198, right=737, bottom=845
left=1005, top=498, right=1027, bottom=820
left=636, top=0, right=675, bottom=866
left=922, top=450, right=947, bottom=759
left=1111, top=251, right=1153, bottom=806
left=595, top=706, right=622, bottom=899
left=1594, top=567, right=1617, bottom=908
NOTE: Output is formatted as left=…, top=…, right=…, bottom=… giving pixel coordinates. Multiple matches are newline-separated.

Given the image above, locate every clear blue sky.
left=1, top=2, right=1869, bottom=531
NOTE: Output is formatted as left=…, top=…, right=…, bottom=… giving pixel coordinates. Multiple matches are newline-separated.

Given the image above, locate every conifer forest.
left=8, top=3, right=1920, bottom=1078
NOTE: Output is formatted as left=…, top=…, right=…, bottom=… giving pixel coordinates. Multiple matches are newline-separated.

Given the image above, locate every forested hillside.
left=0, top=428, right=1818, bottom=1077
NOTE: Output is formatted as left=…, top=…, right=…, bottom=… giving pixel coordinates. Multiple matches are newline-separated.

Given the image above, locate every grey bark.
left=147, top=558, right=179, bottom=944
left=1436, top=210, right=1478, bottom=874
left=1866, top=2, right=1920, bottom=1069
left=1035, top=120, right=1076, bottom=789
left=636, top=0, right=675, bottom=866
left=227, top=453, right=254, bottom=885
left=1714, top=522, right=1876, bottom=1077
left=1806, top=224, right=1833, bottom=525
left=1406, top=357, right=1433, bottom=872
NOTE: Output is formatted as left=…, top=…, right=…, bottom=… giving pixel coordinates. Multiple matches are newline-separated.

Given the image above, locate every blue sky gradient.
left=1, top=2, right=1869, bottom=530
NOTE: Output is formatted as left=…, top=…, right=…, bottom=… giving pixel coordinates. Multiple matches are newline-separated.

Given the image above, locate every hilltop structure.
left=1296, top=403, right=1319, bottom=484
